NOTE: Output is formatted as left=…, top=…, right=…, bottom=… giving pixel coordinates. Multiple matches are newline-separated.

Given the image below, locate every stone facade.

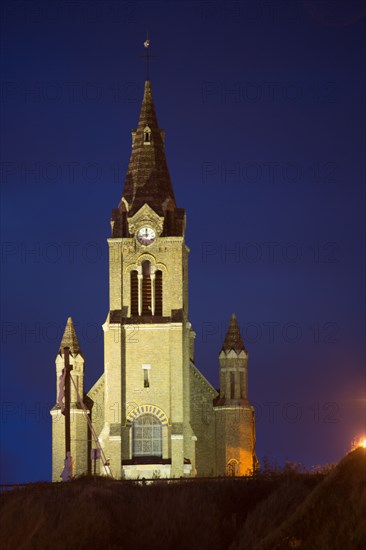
left=51, top=80, right=257, bottom=481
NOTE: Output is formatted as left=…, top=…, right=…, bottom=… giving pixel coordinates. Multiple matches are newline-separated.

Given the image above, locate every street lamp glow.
left=351, top=436, right=366, bottom=451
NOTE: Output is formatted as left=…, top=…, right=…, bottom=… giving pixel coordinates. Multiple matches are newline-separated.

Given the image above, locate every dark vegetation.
left=1, top=448, right=365, bottom=550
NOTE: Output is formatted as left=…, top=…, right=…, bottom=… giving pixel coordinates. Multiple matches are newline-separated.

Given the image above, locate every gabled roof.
left=120, top=80, right=176, bottom=216
left=59, top=316, right=82, bottom=356
left=221, top=313, right=247, bottom=354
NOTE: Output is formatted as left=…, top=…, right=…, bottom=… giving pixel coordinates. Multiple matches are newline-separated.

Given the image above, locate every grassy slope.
left=0, top=477, right=283, bottom=550
left=0, top=449, right=364, bottom=550
left=232, top=447, right=366, bottom=550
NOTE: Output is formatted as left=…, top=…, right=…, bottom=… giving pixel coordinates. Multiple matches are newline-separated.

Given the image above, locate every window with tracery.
left=133, top=414, right=162, bottom=457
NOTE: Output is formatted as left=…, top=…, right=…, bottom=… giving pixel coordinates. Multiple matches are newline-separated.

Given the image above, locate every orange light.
left=351, top=436, right=366, bottom=451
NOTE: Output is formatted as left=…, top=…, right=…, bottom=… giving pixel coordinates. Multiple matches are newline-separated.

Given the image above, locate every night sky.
left=1, top=0, right=365, bottom=483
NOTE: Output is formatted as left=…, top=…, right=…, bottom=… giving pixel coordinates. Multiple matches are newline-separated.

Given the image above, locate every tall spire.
left=119, top=80, right=176, bottom=217
left=59, top=317, right=82, bottom=356
left=221, top=313, right=247, bottom=354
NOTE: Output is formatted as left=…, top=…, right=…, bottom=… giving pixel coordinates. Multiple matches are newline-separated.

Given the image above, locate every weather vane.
left=140, top=31, right=154, bottom=80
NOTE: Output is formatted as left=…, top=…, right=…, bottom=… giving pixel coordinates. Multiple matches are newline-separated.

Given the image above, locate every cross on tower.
left=140, top=32, right=155, bottom=80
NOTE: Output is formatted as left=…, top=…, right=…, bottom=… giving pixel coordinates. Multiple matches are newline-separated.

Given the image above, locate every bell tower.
left=100, top=80, right=194, bottom=479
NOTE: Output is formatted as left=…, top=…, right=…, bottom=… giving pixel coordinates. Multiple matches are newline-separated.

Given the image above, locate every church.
left=50, top=78, right=257, bottom=480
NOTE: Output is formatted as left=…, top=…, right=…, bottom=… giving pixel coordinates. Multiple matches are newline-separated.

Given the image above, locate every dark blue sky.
left=1, top=0, right=365, bottom=482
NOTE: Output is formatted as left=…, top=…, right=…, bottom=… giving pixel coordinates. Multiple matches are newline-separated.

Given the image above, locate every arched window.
left=141, top=260, right=152, bottom=315
left=130, top=270, right=138, bottom=316
left=133, top=414, right=162, bottom=457
left=144, top=126, right=151, bottom=144
left=155, top=270, right=163, bottom=316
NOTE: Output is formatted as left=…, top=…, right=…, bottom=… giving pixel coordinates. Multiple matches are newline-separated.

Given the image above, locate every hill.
left=232, top=447, right=366, bottom=550
left=0, top=449, right=364, bottom=550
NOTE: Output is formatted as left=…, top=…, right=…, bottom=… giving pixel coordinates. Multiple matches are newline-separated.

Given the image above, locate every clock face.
left=136, top=226, right=156, bottom=245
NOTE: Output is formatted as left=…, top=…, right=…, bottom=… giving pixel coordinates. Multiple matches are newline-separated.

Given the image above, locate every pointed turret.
left=51, top=316, right=88, bottom=481
left=59, top=316, right=82, bottom=356
left=221, top=312, right=247, bottom=355
left=214, top=313, right=257, bottom=476
left=120, top=80, right=176, bottom=216
left=216, top=313, right=248, bottom=404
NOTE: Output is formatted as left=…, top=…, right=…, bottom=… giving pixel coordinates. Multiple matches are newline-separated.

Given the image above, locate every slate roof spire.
left=221, top=313, right=247, bottom=354
left=59, top=317, right=82, bottom=356
left=120, top=80, right=176, bottom=216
